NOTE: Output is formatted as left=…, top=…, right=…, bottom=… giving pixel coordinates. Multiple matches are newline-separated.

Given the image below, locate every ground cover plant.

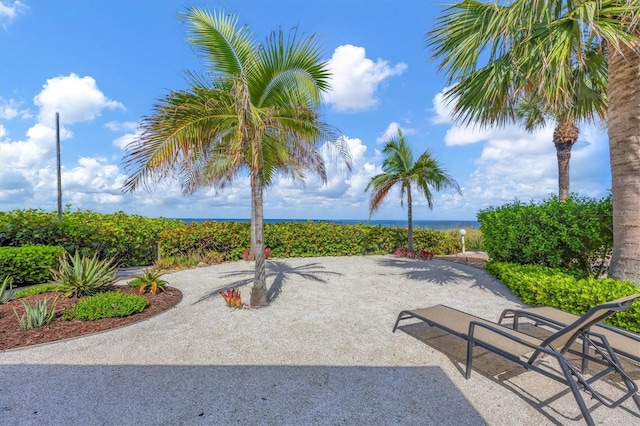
left=485, top=261, right=640, bottom=333
left=13, top=284, right=61, bottom=299
left=63, top=291, right=149, bottom=320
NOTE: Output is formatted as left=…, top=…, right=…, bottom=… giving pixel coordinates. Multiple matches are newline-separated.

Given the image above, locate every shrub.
left=1, top=276, right=13, bottom=303
left=0, top=245, right=65, bottom=286
left=0, top=208, right=183, bottom=267
left=485, top=261, right=640, bottom=332
left=13, top=297, right=58, bottom=329
left=478, top=195, right=612, bottom=276
left=63, top=291, right=148, bottom=320
left=242, top=247, right=273, bottom=261
left=13, top=284, right=62, bottom=299
left=50, top=250, right=118, bottom=298
left=129, top=269, right=168, bottom=294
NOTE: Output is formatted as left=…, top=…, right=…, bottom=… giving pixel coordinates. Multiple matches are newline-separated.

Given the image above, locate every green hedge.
left=159, top=221, right=461, bottom=260
left=485, top=261, right=640, bottom=333
left=0, top=245, right=65, bottom=286
left=0, top=209, right=183, bottom=267
left=478, top=196, right=612, bottom=276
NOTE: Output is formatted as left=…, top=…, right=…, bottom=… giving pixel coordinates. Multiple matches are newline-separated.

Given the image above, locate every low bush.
left=478, top=196, right=612, bottom=277
left=0, top=245, right=65, bottom=286
left=485, top=261, right=640, bottom=332
left=63, top=291, right=148, bottom=320
left=13, top=284, right=62, bottom=299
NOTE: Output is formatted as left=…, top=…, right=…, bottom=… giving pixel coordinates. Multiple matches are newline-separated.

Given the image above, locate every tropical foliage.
left=427, top=0, right=640, bottom=283
left=365, top=129, right=460, bottom=252
left=13, top=297, right=58, bottom=330
left=121, top=8, right=351, bottom=307
left=50, top=250, right=118, bottom=298
left=129, top=269, right=168, bottom=294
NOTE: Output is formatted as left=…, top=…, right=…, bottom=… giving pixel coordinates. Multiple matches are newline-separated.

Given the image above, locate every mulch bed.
left=0, top=286, right=182, bottom=351
left=434, top=255, right=488, bottom=270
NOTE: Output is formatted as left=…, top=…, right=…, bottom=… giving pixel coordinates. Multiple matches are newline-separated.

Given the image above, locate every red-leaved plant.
left=242, top=247, right=273, bottom=261
left=394, top=247, right=434, bottom=260
left=220, top=288, right=243, bottom=309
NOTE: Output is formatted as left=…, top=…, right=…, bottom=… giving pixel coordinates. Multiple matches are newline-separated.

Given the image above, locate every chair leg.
left=465, top=327, right=475, bottom=379
left=557, top=356, right=595, bottom=426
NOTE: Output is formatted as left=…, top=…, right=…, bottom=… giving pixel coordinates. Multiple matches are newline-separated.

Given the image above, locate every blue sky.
left=0, top=0, right=611, bottom=221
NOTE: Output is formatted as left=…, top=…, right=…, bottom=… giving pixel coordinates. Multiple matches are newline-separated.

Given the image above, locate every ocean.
left=179, top=218, right=480, bottom=230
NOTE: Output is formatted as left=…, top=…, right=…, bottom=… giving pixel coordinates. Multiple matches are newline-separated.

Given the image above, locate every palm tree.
left=427, top=0, right=640, bottom=282
left=121, top=8, right=352, bottom=307
left=365, top=129, right=461, bottom=253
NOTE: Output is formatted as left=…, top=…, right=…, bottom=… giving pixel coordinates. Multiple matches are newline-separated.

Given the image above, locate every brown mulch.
left=0, top=285, right=182, bottom=351
left=434, top=255, right=488, bottom=270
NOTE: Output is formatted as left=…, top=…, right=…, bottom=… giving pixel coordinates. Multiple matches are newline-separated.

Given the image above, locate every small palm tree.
left=121, top=9, right=351, bottom=307
left=365, top=129, right=461, bottom=252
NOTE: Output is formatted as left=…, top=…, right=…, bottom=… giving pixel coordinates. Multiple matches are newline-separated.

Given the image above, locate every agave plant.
left=50, top=250, right=118, bottom=298
left=13, top=296, right=58, bottom=329
left=1, top=276, right=13, bottom=304
left=134, top=269, right=168, bottom=294
left=220, top=288, right=242, bottom=309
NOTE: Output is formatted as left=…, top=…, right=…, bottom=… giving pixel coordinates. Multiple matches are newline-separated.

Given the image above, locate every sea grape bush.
left=485, top=261, right=640, bottom=333
left=3, top=209, right=465, bottom=274
left=0, top=245, right=65, bottom=286
left=0, top=208, right=182, bottom=267
left=478, top=195, right=612, bottom=276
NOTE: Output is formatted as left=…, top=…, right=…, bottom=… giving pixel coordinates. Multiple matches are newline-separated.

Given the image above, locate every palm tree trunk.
left=249, top=168, right=268, bottom=307
left=407, top=184, right=414, bottom=253
left=607, top=42, right=640, bottom=284
left=555, top=140, right=573, bottom=202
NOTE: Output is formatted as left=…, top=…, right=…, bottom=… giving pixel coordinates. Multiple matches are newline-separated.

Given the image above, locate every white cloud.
left=105, top=120, right=138, bottom=132
left=376, top=122, right=416, bottom=144
left=34, top=73, right=124, bottom=125
left=427, top=88, right=610, bottom=213
left=0, top=0, right=27, bottom=28
left=0, top=97, right=30, bottom=120
left=324, top=44, right=407, bottom=112
left=113, top=130, right=142, bottom=150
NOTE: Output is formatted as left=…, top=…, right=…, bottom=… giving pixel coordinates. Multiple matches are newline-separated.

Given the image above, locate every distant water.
left=179, top=218, right=480, bottom=230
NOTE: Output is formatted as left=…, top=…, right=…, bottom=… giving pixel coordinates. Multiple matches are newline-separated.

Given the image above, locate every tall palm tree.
left=427, top=0, right=640, bottom=283
left=365, top=129, right=461, bottom=252
left=122, top=8, right=352, bottom=306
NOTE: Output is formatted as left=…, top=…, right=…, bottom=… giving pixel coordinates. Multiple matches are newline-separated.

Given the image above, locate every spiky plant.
left=13, top=297, right=58, bottom=329
left=50, top=251, right=118, bottom=298
left=134, top=269, right=168, bottom=295
left=1, top=276, right=13, bottom=304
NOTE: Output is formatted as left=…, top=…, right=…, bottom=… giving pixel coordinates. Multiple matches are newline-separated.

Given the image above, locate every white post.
left=459, top=229, right=466, bottom=254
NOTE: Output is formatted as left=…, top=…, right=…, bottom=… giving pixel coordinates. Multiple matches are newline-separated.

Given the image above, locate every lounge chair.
left=392, top=294, right=640, bottom=426
left=498, top=304, right=640, bottom=372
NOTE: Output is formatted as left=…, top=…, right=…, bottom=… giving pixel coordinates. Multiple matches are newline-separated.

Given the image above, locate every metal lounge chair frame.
left=392, top=294, right=640, bottom=426
left=498, top=304, right=640, bottom=373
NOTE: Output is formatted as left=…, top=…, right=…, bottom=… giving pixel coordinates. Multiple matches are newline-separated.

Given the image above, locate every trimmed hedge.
left=0, top=245, right=65, bottom=286
left=478, top=196, right=612, bottom=277
left=485, top=261, right=640, bottom=333
left=0, top=209, right=183, bottom=267
left=158, top=221, right=461, bottom=260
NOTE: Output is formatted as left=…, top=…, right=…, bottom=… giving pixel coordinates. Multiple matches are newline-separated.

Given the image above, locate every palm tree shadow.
left=376, top=257, right=520, bottom=301
left=376, top=257, right=475, bottom=285
left=193, top=260, right=341, bottom=304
